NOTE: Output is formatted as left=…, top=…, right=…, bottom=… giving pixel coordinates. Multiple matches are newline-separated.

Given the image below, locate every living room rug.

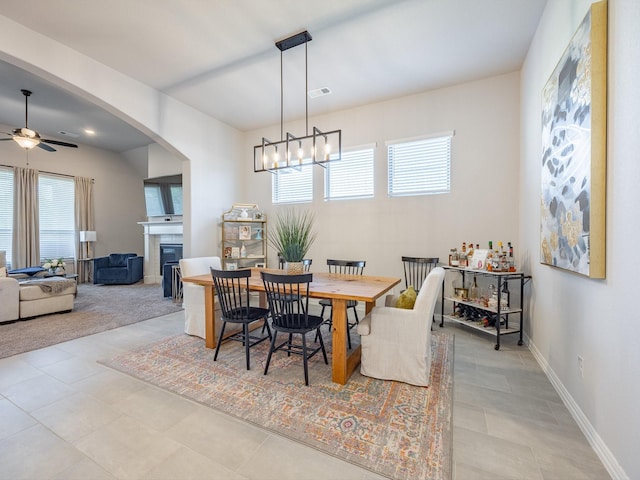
left=0, top=282, right=182, bottom=359
left=102, top=330, right=454, bottom=480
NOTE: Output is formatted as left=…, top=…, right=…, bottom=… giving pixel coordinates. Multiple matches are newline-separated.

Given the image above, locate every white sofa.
left=357, top=267, right=445, bottom=386
left=0, top=276, right=76, bottom=322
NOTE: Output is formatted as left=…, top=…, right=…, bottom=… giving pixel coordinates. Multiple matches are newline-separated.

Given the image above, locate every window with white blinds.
left=272, top=163, right=313, bottom=204
left=387, top=132, right=452, bottom=197
left=324, top=147, right=374, bottom=200
left=0, top=167, right=13, bottom=268
left=39, top=174, right=75, bottom=261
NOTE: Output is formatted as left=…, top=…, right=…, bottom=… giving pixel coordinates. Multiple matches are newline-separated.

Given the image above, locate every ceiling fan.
left=0, top=89, right=78, bottom=152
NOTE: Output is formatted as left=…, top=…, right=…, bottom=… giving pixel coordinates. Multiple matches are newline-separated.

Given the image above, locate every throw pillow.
left=395, top=285, right=417, bottom=309
left=0, top=266, right=6, bottom=277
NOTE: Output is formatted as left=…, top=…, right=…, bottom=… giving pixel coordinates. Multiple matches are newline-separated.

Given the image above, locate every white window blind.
left=272, top=164, right=313, bottom=204
left=325, top=147, right=374, bottom=200
left=0, top=167, right=13, bottom=268
left=387, top=132, right=452, bottom=197
left=39, top=174, right=75, bottom=261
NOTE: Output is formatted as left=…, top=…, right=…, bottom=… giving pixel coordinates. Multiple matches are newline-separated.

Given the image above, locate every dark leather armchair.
left=93, top=253, right=143, bottom=285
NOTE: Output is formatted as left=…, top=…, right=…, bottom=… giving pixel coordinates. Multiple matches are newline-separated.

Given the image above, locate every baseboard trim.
left=525, top=333, right=629, bottom=480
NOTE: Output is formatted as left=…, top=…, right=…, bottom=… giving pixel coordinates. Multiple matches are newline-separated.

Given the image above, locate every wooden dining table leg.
left=332, top=297, right=365, bottom=385
left=204, top=284, right=216, bottom=349
left=331, top=298, right=348, bottom=384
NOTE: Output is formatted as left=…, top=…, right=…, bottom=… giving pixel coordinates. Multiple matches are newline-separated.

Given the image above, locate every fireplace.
left=138, top=220, right=183, bottom=284
left=159, top=243, right=183, bottom=273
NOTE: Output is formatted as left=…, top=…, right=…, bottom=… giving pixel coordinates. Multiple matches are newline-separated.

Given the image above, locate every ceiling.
left=0, top=0, right=547, bottom=153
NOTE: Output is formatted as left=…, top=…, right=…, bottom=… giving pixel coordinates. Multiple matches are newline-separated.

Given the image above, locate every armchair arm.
left=0, top=277, right=20, bottom=322
left=385, top=294, right=399, bottom=307
left=127, top=255, right=143, bottom=281
left=357, top=305, right=429, bottom=343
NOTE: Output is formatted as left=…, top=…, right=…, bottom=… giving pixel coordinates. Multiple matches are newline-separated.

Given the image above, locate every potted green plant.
left=268, top=209, right=316, bottom=274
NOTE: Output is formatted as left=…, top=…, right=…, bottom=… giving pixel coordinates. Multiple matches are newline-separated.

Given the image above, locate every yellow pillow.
left=396, top=286, right=417, bottom=309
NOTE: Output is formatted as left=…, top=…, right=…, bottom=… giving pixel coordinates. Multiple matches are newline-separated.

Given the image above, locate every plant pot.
left=284, top=262, right=304, bottom=274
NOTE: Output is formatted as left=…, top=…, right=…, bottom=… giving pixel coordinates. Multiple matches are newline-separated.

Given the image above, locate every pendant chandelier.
left=254, top=30, right=341, bottom=173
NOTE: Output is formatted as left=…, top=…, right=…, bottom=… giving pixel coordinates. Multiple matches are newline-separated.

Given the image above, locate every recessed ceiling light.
left=84, top=129, right=96, bottom=135
left=58, top=131, right=79, bottom=138
left=308, top=87, right=332, bottom=98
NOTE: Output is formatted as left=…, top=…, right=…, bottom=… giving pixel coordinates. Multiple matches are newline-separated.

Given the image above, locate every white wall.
left=521, top=0, right=639, bottom=478
left=0, top=125, right=147, bottom=258
left=0, top=14, right=243, bottom=260
left=243, top=72, right=522, bottom=286
left=147, top=143, right=181, bottom=179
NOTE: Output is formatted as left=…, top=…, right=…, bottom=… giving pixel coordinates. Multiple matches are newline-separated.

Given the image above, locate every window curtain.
left=74, top=176, right=94, bottom=260
left=12, top=167, right=39, bottom=269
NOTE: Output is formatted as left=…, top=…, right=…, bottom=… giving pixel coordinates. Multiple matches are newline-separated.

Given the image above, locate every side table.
left=171, top=264, right=183, bottom=304
left=77, top=258, right=94, bottom=284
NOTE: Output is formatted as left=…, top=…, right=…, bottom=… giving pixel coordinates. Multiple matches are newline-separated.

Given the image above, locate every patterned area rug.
left=103, top=330, right=454, bottom=480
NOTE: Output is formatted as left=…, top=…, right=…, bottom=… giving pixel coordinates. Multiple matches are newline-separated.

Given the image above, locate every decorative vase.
left=284, top=262, right=304, bottom=274
left=55, top=267, right=65, bottom=275
left=48, top=268, right=56, bottom=275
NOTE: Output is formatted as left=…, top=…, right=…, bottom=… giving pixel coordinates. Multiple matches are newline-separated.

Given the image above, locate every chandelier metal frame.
left=254, top=30, right=341, bottom=173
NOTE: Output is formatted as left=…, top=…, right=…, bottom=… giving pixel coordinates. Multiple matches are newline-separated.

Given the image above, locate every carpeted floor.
left=102, top=330, right=454, bottom=480
left=0, top=282, right=182, bottom=359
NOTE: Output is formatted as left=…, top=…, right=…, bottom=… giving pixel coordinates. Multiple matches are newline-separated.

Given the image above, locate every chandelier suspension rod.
left=305, top=40, right=309, bottom=136
left=280, top=49, right=284, bottom=141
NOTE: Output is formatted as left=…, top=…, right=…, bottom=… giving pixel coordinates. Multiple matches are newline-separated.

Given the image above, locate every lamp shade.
left=79, top=230, right=97, bottom=242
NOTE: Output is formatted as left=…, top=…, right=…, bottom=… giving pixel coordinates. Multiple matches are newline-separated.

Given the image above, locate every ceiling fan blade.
left=38, top=142, right=57, bottom=152
left=42, top=139, right=78, bottom=148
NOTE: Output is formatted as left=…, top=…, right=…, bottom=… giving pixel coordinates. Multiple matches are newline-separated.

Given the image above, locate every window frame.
left=0, top=167, right=13, bottom=268
left=38, top=173, right=76, bottom=262
left=387, top=131, right=453, bottom=197
left=324, top=144, right=375, bottom=201
left=271, top=160, right=314, bottom=205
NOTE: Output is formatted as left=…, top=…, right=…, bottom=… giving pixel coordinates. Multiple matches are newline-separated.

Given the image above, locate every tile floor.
left=0, top=313, right=609, bottom=480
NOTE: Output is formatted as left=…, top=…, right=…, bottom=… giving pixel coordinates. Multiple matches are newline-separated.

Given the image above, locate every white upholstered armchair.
left=357, top=266, right=445, bottom=386
left=179, top=256, right=222, bottom=338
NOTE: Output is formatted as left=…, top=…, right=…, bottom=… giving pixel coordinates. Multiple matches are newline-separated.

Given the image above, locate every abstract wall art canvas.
left=540, top=1, right=607, bottom=278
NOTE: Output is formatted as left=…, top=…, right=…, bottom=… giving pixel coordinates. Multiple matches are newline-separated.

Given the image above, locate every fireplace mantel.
left=138, top=221, right=183, bottom=284
left=138, top=220, right=183, bottom=235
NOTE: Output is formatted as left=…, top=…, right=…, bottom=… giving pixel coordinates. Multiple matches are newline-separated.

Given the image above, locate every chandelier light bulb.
left=324, top=143, right=331, bottom=161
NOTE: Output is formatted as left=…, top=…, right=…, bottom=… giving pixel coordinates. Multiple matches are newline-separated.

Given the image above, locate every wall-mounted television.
left=143, top=174, right=183, bottom=217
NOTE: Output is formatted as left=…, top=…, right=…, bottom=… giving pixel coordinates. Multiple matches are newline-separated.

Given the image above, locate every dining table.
left=181, top=267, right=400, bottom=385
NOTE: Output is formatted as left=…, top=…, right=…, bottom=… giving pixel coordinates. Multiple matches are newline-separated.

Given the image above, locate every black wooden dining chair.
left=261, top=271, right=328, bottom=386
left=317, top=259, right=366, bottom=349
left=402, top=256, right=439, bottom=292
left=210, top=268, right=271, bottom=370
left=401, top=256, right=440, bottom=327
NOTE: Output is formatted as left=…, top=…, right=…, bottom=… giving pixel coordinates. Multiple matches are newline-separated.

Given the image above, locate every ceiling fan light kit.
left=254, top=30, right=341, bottom=173
left=0, top=89, right=79, bottom=152
left=13, top=131, right=40, bottom=150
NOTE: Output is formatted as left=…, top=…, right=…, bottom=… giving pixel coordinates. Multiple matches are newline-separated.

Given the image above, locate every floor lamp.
left=79, top=231, right=97, bottom=283
left=79, top=231, right=97, bottom=258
